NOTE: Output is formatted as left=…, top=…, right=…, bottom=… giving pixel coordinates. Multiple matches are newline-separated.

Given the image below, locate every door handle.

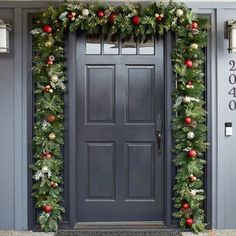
left=155, top=114, right=162, bottom=155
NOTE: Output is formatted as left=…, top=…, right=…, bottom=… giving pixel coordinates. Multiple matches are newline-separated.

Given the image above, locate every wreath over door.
left=31, top=1, right=207, bottom=233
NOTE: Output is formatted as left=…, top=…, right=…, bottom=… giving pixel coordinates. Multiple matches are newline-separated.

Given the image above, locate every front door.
left=76, top=33, right=165, bottom=223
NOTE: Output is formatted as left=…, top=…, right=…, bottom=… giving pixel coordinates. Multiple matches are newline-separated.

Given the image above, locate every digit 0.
left=229, top=100, right=236, bottom=111
left=229, top=74, right=236, bottom=84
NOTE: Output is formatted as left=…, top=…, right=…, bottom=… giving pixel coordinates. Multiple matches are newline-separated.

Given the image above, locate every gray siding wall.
left=0, top=0, right=235, bottom=230
left=0, top=8, right=15, bottom=230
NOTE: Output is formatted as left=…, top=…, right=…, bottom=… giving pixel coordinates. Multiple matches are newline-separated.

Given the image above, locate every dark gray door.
left=76, top=34, right=164, bottom=222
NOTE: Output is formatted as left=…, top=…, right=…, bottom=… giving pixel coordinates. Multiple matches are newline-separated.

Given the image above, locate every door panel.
left=76, top=34, right=164, bottom=222
left=126, top=66, right=155, bottom=123
left=126, top=142, right=155, bottom=199
left=86, top=66, right=115, bottom=123
left=86, top=142, right=115, bottom=200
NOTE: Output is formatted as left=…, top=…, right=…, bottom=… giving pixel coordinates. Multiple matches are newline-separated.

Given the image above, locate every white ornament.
left=42, top=166, right=49, bottom=173
left=191, top=190, right=196, bottom=196
left=183, top=96, right=191, bottom=103
left=31, top=28, right=42, bottom=35
left=160, top=13, right=164, bottom=18
left=183, top=96, right=200, bottom=103
left=82, top=8, right=89, bottom=17
left=48, top=55, right=55, bottom=61
left=51, top=75, right=59, bottom=83
left=187, top=131, right=195, bottom=140
left=34, top=171, right=43, bottom=181
left=186, top=84, right=194, bottom=89
left=190, top=43, right=199, bottom=50
left=176, top=9, right=184, bottom=17
left=42, top=120, right=51, bottom=131
left=173, top=96, right=183, bottom=108
left=155, top=13, right=159, bottom=17
left=183, top=147, right=192, bottom=152
left=47, top=170, right=52, bottom=178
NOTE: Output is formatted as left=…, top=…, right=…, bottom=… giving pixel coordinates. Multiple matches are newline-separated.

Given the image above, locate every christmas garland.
left=31, top=1, right=207, bottom=233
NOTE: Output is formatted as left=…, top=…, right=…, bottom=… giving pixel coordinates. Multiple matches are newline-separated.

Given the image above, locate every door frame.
left=27, top=11, right=213, bottom=230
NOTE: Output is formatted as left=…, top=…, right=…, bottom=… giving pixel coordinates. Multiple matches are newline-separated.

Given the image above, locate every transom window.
left=86, top=34, right=155, bottom=55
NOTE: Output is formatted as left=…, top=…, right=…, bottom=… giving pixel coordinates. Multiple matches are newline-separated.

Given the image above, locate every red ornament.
left=45, top=153, right=52, bottom=159
left=46, top=114, right=56, bottom=123
left=186, top=218, right=193, bottom=227
left=42, top=150, right=52, bottom=159
left=182, top=203, right=190, bottom=209
left=47, top=59, right=53, bottom=65
left=42, top=24, right=52, bottom=33
left=185, top=117, right=192, bottom=125
left=97, top=10, right=104, bottom=18
left=188, top=149, right=197, bottom=158
left=109, top=12, right=117, bottom=24
left=67, top=13, right=73, bottom=20
left=43, top=205, right=53, bottom=213
left=185, top=59, right=193, bottom=68
left=191, top=21, right=198, bottom=29
left=190, top=176, right=197, bottom=181
left=156, top=16, right=162, bottom=22
left=132, top=15, right=140, bottom=25
left=43, top=152, right=52, bottom=159
left=43, top=85, right=51, bottom=93
left=51, top=181, right=58, bottom=188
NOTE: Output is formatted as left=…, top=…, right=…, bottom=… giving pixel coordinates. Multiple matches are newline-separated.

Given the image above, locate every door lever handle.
left=156, top=130, right=162, bottom=155
left=155, top=113, right=162, bottom=155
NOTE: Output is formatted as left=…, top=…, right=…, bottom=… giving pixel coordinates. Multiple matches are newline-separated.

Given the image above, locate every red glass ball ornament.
left=43, top=85, right=51, bottom=93
left=191, top=21, right=198, bottom=29
left=47, top=59, right=53, bottom=65
left=51, top=181, right=58, bottom=188
left=109, top=12, right=117, bottom=23
left=43, top=205, right=53, bottom=213
left=97, top=10, right=104, bottom=18
left=188, top=149, right=197, bottom=158
left=132, top=15, right=140, bottom=25
left=42, top=24, right=52, bottom=33
left=156, top=16, right=162, bottom=22
left=182, top=203, right=190, bottom=209
left=46, top=114, right=56, bottom=123
left=67, top=13, right=73, bottom=20
left=185, top=59, right=193, bottom=68
left=42, top=151, right=52, bottom=159
left=45, top=153, right=52, bottom=159
left=185, top=117, right=192, bottom=124
left=186, top=218, right=193, bottom=227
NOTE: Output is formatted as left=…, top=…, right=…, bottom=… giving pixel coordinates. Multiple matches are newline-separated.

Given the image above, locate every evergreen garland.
left=31, top=1, right=208, bottom=233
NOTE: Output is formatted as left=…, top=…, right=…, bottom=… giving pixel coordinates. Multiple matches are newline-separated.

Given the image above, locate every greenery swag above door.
left=31, top=0, right=207, bottom=233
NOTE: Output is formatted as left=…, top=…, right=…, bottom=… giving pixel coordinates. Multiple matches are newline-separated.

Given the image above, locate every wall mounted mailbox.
left=0, top=19, right=12, bottom=53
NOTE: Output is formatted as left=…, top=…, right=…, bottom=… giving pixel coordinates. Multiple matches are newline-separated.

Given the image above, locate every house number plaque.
left=228, top=60, right=236, bottom=110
